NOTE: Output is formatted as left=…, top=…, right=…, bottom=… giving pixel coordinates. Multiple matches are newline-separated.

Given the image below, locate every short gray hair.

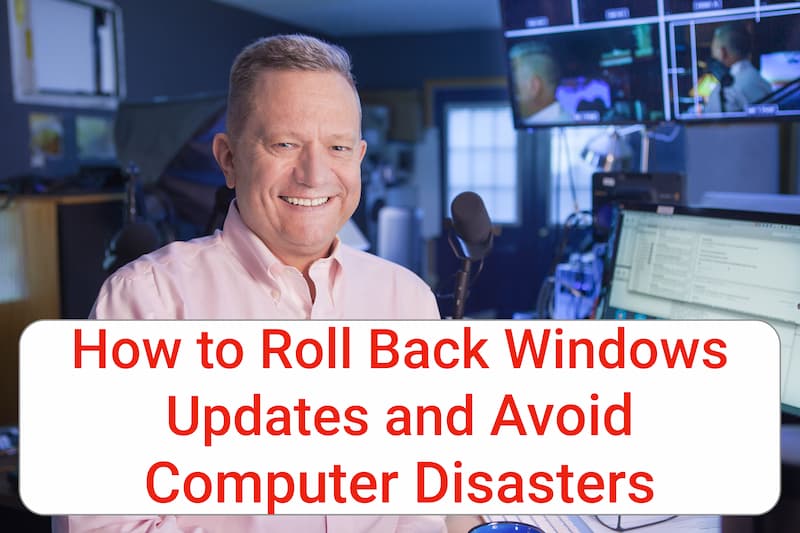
left=510, top=41, right=560, bottom=90
left=713, top=23, right=752, bottom=60
left=226, top=34, right=358, bottom=140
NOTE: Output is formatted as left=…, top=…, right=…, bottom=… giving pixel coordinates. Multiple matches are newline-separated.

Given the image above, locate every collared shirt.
left=705, top=59, right=773, bottom=114
left=54, top=515, right=448, bottom=533
left=58, top=202, right=444, bottom=533
left=522, top=100, right=572, bottom=125
left=90, top=202, right=441, bottom=321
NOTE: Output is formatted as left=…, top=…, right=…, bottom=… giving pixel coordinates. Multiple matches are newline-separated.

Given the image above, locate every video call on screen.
left=500, top=0, right=800, bottom=128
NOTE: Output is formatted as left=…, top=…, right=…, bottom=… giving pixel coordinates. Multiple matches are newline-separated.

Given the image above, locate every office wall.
left=342, top=30, right=507, bottom=89
left=0, top=0, right=302, bottom=181
left=685, top=123, right=781, bottom=203
left=0, top=4, right=787, bottom=196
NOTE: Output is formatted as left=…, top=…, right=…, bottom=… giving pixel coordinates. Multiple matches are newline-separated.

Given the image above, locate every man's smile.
left=280, top=196, right=331, bottom=207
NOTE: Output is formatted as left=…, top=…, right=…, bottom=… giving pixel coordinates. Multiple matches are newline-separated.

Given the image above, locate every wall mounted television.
left=500, top=0, right=800, bottom=129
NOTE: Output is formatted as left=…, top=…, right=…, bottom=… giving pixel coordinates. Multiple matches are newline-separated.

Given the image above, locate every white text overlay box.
left=19, top=320, right=780, bottom=515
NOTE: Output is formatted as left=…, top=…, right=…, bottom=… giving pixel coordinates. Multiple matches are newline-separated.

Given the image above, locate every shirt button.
left=271, top=290, right=279, bottom=299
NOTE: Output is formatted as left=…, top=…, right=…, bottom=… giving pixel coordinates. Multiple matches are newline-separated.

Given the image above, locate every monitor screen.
left=669, top=9, right=800, bottom=121
left=601, top=205, right=800, bottom=416
left=592, top=171, right=685, bottom=241
left=503, top=21, right=667, bottom=128
left=500, top=1, right=800, bottom=128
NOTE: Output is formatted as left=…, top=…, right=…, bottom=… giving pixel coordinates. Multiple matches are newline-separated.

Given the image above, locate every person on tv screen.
left=510, top=41, right=572, bottom=124
left=704, top=22, right=773, bottom=113
left=53, top=33, right=448, bottom=533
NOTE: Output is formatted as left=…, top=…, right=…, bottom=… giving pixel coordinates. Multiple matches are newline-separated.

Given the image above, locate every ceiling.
left=211, top=0, right=503, bottom=37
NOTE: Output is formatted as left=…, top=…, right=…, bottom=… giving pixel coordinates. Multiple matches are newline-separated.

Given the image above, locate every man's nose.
left=294, top=144, right=332, bottom=187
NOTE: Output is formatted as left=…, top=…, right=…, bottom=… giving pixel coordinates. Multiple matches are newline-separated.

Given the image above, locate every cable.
left=546, top=209, right=593, bottom=277
left=591, top=515, right=678, bottom=532
left=559, top=127, right=579, bottom=213
left=435, top=261, right=484, bottom=301
left=648, top=123, right=681, bottom=143
left=536, top=127, right=595, bottom=318
left=535, top=275, right=555, bottom=319
left=434, top=226, right=487, bottom=301
left=535, top=209, right=593, bottom=318
left=553, top=129, right=563, bottom=246
left=548, top=129, right=588, bottom=276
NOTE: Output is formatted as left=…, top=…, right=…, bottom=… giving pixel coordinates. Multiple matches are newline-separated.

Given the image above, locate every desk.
left=782, top=424, right=800, bottom=466
left=759, top=424, right=800, bottom=532
left=0, top=453, right=50, bottom=532
left=0, top=453, right=19, bottom=510
left=458, top=427, right=800, bottom=533
left=0, top=193, right=123, bottom=425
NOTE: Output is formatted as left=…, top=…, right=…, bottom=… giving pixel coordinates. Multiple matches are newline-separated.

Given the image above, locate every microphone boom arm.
left=452, top=259, right=471, bottom=320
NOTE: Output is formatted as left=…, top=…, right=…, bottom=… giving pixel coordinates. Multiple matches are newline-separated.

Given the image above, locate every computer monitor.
left=592, top=171, right=685, bottom=241
left=502, top=19, right=667, bottom=128
left=668, top=9, right=800, bottom=122
left=600, top=204, right=800, bottom=417
left=699, top=191, right=800, bottom=214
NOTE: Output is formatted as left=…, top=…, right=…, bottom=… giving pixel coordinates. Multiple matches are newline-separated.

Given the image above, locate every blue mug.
left=469, top=522, right=545, bottom=533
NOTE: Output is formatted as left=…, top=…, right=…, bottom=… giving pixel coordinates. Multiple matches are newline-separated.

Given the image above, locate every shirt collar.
left=730, top=59, right=749, bottom=76
left=220, top=200, right=344, bottom=296
left=524, top=100, right=562, bottom=123
left=309, top=238, right=344, bottom=309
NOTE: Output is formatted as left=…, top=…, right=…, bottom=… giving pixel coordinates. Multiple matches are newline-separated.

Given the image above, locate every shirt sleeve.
left=418, top=282, right=442, bottom=320
left=396, top=515, right=448, bottom=533
left=54, top=515, right=448, bottom=533
left=388, top=272, right=441, bottom=320
left=393, top=266, right=441, bottom=320
left=53, top=515, right=200, bottom=533
left=90, top=266, right=179, bottom=319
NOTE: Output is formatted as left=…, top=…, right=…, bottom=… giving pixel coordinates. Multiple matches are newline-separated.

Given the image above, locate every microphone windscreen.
left=451, top=191, right=492, bottom=245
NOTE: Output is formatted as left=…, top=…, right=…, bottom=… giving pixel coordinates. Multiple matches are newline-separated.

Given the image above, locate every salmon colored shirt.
left=55, top=202, right=443, bottom=533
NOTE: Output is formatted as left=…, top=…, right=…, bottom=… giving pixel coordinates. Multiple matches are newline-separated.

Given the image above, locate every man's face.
left=220, top=69, right=366, bottom=267
left=711, top=35, right=727, bottom=66
left=512, top=58, right=547, bottom=117
left=513, top=61, right=537, bottom=108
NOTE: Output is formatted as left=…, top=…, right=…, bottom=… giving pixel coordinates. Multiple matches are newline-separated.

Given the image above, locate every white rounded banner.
left=19, top=319, right=780, bottom=516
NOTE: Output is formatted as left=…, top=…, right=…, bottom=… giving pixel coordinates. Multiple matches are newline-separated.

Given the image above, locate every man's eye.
left=274, top=142, right=294, bottom=149
left=332, top=145, right=350, bottom=152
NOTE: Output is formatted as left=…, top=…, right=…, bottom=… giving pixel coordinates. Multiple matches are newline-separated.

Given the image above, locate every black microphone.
left=449, top=192, right=494, bottom=319
left=206, top=186, right=236, bottom=235
left=103, top=221, right=161, bottom=273
left=705, top=58, right=733, bottom=113
left=451, top=191, right=494, bottom=261
left=706, top=58, right=733, bottom=88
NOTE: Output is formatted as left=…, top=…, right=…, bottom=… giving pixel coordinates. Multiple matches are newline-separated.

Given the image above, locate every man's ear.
left=212, top=133, right=236, bottom=188
left=530, top=75, right=543, bottom=98
left=357, top=139, right=367, bottom=164
left=719, top=45, right=733, bottom=65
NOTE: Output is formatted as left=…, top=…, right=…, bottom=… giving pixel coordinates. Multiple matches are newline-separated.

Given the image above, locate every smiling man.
left=213, top=58, right=366, bottom=292
left=86, top=34, right=440, bottom=322
left=57, top=35, right=444, bottom=532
